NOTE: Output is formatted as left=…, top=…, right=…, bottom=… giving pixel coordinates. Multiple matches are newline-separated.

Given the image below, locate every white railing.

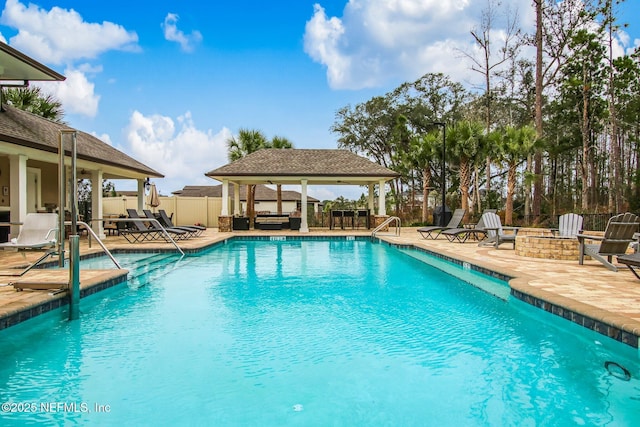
left=90, top=217, right=185, bottom=256
left=371, top=216, right=401, bottom=238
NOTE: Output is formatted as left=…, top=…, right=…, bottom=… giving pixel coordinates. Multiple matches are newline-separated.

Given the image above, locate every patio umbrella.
left=147, top=183, right=160, bottom=211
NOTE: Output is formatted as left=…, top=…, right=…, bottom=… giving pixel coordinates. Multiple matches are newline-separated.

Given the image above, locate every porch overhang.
left=0, top=42, right=65, bottom=82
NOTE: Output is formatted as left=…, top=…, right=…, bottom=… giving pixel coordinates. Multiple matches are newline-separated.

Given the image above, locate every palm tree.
left=269, top=136, right=293, bottom=214
left=226, top=130, right=295, bottom=226
left=408, top=131, right=440, bottom=223
left=447, top=121, right=484, bottom=220
left=3, top=86, right=65, bottom=122
left=226, top=129, right=269, bottom=226
left=491, top=125, right=538, bottom=225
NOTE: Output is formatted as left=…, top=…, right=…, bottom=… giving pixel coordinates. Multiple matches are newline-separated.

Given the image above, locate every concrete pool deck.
left=1, top=227, right=639, bottom=348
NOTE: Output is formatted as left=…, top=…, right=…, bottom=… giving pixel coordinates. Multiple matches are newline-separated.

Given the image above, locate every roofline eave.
left=205, top=174, right=399, bottom=185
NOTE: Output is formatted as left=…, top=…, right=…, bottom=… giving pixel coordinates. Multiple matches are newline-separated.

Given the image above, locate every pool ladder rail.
left=371, top=216, right=401, bottom=238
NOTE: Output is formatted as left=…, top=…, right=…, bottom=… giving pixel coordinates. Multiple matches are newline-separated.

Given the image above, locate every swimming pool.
left=0, top=238, right=638, bottom=426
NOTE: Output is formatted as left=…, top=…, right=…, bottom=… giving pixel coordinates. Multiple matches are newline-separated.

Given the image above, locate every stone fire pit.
left=515, top=234, right=580, bottom=260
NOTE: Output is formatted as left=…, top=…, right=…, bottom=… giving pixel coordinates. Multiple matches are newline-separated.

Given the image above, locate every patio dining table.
left=329, top=209, right=371, bottom=229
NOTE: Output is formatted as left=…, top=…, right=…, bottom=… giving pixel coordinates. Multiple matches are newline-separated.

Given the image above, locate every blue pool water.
left=0, top=239, right=639, bottom=426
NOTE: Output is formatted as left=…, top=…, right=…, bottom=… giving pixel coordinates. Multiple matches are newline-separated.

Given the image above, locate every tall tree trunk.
left=524, top=153, right=532, bottom=220
left=605, top=0, right=621, bottom=212
left=460, top=159, right=471, bottom=221
left=277, top=184, right=283, bottom=215
left=581, top=64, right=590, bottom=211
left=474, top=165, right=482, bottom=214
left=247, top=184, right=255, bottom=228
left=505, top=164, right=516, bottom=225
left=422, top=166, right=432, bottom=223
left=533, top=0, right=544, bottom=217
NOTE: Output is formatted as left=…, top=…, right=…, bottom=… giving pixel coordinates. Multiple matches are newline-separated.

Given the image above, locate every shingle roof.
left=0, top=104, right=163, bottom=177
left=205, top=149, right=399, bottom=185
left=172, top=184, right=319, bottom=202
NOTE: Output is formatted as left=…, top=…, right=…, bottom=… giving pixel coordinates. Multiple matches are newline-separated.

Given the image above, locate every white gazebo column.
left=368, top=183, right=375, bottom=213
left=217, top=179, right=233, bottom=232
left=233, top=183, right=241, bottom=215
left=9, top=154, right=28, bottom=237
left=378, top=179, right=386, bottom=216
left=300, top=179, right=309, bottom=233
left=91, top=169, right=105, bottom=239
left=221, top=179, right=229, bottom=215
left=137, top=179, right=145, bottom=212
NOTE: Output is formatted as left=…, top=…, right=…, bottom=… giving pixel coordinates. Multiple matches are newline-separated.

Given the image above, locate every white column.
left=233, top=183, right=241, bottom=215
left=9, top=155, right=27, bottom=237
left=378, top=179, right=386, bottom=216
left=300, top=179, right=309, bottom=233
left=137, top=179, right=145, bottom=212
left=91, top=169, right=105, bottom=239
left=368, top=183, right=375, bottom=214
left=221, top=179, right=229, bottom=215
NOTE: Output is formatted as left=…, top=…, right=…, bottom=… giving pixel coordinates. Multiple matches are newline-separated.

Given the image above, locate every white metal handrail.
left=90, top=217, right=185, bottom=256
left=67, top=221, right=123, bottom=269
left=371, top=216, right=401, bottom=238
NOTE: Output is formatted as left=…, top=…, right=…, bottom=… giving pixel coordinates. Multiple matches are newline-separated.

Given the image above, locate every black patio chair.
left=143, top=210, right=202, bottom=238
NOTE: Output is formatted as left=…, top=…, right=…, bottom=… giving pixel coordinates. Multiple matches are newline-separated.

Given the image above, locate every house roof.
left=0, top=104, right=163, bottom=179
left=205, top=148, right=399, bottom=185
left=172, top=184, right=319, bottom=202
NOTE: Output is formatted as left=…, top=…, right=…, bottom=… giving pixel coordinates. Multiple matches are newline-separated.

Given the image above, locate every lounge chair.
left=551, top=213, right=583, bottom=238
left=617, top=252, right=640, bottom=279
left=143, top=210, right=200, bottom=238
left=577, top=212, right=640, bottom=272
left=440, top=209, right=496, bottom=243
left=0, top=213, right=58, bottom=276
left=157, top=209, right=205, bottom=236
left=478, top=211, right=520, bottom=249
left=0, top=213, right=58, bottom=250
left=120, top=209, right=187, bottom=243
left=417, top=208, right=466, bottom=239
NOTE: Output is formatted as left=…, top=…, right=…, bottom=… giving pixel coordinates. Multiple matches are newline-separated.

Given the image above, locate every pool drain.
left=605, top=361, right=631, bottom=381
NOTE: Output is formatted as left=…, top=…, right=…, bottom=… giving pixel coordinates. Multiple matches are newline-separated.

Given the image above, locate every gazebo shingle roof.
left=172, top=184, right=319, bottom=202
left=205, top=149, right=398, bottom=185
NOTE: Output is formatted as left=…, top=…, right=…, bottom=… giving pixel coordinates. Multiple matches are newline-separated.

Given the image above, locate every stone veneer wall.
left=515, top=235, right=580, bottom=260
left=218, top=215, right=232, bottom=232
left=514, top=228, right=606, bottom=260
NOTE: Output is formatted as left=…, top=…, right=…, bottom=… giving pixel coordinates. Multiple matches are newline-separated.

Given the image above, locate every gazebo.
left=205, top=148, right=400, bottom=232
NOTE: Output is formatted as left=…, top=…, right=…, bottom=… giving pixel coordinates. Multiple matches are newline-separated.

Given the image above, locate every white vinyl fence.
left=103, top=196, right=226, bottom=228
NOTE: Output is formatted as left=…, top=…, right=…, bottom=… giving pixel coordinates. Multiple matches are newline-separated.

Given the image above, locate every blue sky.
left=1, top=0, right=639, bottom=201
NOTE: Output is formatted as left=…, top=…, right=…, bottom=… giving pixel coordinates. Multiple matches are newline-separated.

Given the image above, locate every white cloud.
left=305, top=0, right=639, bottom=91
left=304, top=0, right=533, bottom=89
left=304, top=1, right=483, bottom=89
left=162, top=13, right=202, bottom=53
left=0, top=0, right=139, bottom=118
left=125, top=111, right=230, bottom=194
left=0, top=0, right=139, bottom=65
left=37, top=67, right=100, bottom=117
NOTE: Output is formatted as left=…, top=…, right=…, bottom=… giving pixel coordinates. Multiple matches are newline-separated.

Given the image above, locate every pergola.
left=205, top=148, right=400, bottom=232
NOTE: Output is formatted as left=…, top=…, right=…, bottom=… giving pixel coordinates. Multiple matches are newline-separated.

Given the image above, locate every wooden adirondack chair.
left=441, top=209, right=496, bottom=243
left=552, top=213, right=583, bottom=238
left=478, top=211, right=520, bottom=249
left=577, top=212, right=640, bottom=272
